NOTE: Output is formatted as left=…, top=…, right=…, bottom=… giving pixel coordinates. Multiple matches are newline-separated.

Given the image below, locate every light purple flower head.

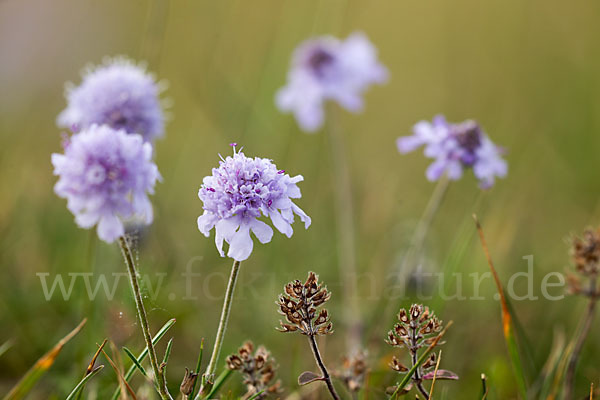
left=52, top=125, right=160, bottom=243
left=276, top=32, right=388, bottom=132
left=58, top=57, right=166, bottom=142
left=197, top=145, right=311, bottom=262
left=397, top=115, right=508, bottom=188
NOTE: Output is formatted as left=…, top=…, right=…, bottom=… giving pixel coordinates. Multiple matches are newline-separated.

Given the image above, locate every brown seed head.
left=277, top=271, right=333, bottom=336
left=225, top=341, right=281, bottom=399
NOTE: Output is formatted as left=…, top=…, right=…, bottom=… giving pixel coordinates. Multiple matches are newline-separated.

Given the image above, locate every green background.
left=1, top=0, right=599, bottom=398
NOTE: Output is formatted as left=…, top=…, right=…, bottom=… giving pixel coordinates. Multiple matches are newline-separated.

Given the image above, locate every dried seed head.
left=568, top=227, right=600, bottom=299
left=334, top=350, right=369, bottom=393
left=277, top=271, right=333, bottom=336
left=180, top=368, right=199, bottom=396
left=226, top=341, right=282, bottom=399
left=572, top=228, right=600, bottom=277
left=386, top=304, right=445, bottom=377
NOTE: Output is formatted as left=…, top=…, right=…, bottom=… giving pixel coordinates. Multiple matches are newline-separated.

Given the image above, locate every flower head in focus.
left=51, top=125, right=160, bottom=243
left=276, top=32, right=388, bottom=132
left=397, top=115, right=508, bottom=188
left=197, top=144, right=311, bottom=262
left=58, top=57, right=166, bottom=142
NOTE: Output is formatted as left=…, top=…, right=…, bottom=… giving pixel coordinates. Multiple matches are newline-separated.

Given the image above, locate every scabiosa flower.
left=51, top=125, right=160, bottom=243
left=276, top=32, right=388, bottom=132
left=58, top=57, right=166, bottom=142
left=197, top=145, right=311, bottom=262
left=397, top=116, right=508, bottom=188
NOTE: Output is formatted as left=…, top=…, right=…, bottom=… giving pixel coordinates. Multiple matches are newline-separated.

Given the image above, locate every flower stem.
left=383, top=175, right=450, bottom=319
left=327, top=104, right=361, bottom=351
left=308, top=334, right=340, bottom=400
left=564, top=277, right=597, bottom=400
left=198, top=259, right=242, bottom=398
left=118, top=236, right=172, bottom=400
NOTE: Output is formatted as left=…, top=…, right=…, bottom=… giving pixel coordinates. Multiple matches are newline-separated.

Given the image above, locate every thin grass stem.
left=118, top=236, right=172, bottom=400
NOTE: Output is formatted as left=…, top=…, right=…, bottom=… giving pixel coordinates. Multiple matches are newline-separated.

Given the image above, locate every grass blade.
left=2, top=318, right=86, bottom=400
left=66, top=365, right=104, bottom=400
left=474, top=216, right=528, bottom=399
left=427, top=350, right=442, bottom=400
left=75, top=339, right=107, bottom=400
left=190, top=338, right=204, bottom=399
left=111, top=318, right=176, bottom=400
left=247, top=390, right=266, bottom=400
left=390, top=321, right=453, bottom=398
left=205, top=368, right=234, bottom=399
left=123, top=347, right=148, bottom=377
left=0, top=340, right=13, bottom=359
left=102, top=345, right=137, bottom=400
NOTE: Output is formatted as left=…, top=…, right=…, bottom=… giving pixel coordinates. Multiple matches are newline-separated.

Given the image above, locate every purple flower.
left=276, top=32, right=388, bottom=132
left=52, top=125, right=160, bottom=243
left=197, top=146, right=311, bottom=261
left=58, top=57, right=166, bottom=142
left=397, top=116, right=508, bottom=188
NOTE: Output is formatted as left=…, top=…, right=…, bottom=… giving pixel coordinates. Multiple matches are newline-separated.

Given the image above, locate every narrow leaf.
left=189, top=338, right=204, bottom=400
left=205, top=368, right=233, bottom=399
left=474, top=215, right=528, bottom=399
left=0, top=340, right=13, bottom=359
left=101, top=346, right=137, bottom=400
left=123, top=347, right=148, bottom=377
left=247, top=390, right=266, bottom=400
left=298, top=371, right=322, bottom=386
left=390, top=321, right=453, bottom=398
left=66, top=365, right=104, bottom=400
left=3, top=318, right=86, bottom=400
left=162, top=338, right=174, bottom=366
left=111, top=318, right=176, bottom=400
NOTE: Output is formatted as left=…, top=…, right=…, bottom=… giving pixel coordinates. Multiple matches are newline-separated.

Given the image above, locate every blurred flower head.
left=51, top=125, right=160, bottom=243
left=567, top=227, right=600, bottom=297
left=397, top=115, right=508, bottom=188
left=58, top=57, right=166, bottom=142
left=276, top=32, right=388, bottom=132
left=197, top=145, right=310, bottom=262
left=335, top=350, right=369, bottom=393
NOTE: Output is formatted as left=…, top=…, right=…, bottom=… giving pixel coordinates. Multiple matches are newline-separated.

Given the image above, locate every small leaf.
left=66, top=365, right=104, bottom=400
left=422, top=369, right=459, bottom=381
left=123, top=347, right=148, bottom=377
left=298, top=371, right=322, bottom=386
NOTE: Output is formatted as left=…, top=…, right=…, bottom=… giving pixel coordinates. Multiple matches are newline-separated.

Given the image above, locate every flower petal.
left=227, top=224, right=253, bottom=261
left=269, top=210, right=293, bottom=238
left=97, top=214, right=124, bottom=243
left=250, top=219, right=273, bottom=244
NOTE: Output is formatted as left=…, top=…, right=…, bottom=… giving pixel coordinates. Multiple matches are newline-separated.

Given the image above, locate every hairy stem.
left=327, top=104, right=361, bottom=351
left=118, top=236, right=172, bottom=400
left=564, top=277, right=597, bottom=400
left=308, top=335, right=340, bottom=400
left=198, top=259, right=242, bottom=398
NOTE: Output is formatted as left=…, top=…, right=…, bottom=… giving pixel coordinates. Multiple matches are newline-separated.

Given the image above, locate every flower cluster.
left=197, top=145, right=310, bottom=262
left=226, top=341, right=281, bottom=399
left=567, top=227, right=600, bottom=297
left=51, top=125, right=160, bottom=243
left=58, top=57, right=165, bottom=142
left=386, top=304, right=457, bottom=397
left=277, top=271, right=333, bottom=336
left=334, top=351, right=369, bottom=393
left=397, top=115, right=507, bottom=188
left=276, top=32, right=388, bottom=132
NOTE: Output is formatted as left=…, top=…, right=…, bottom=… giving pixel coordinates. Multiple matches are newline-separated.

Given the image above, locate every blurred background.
left=1, top=0, right=600, bottom=398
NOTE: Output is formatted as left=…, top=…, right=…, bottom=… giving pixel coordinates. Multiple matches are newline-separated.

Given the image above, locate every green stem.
left=383, top=175, right=450, bottom=318
left=118, top=236, right=172, bottom=400
left=197, top=259, right=242, bottom=398
left=564, top=277, right=597, bottom=400
left=327, top=104, right=360, bottom=351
